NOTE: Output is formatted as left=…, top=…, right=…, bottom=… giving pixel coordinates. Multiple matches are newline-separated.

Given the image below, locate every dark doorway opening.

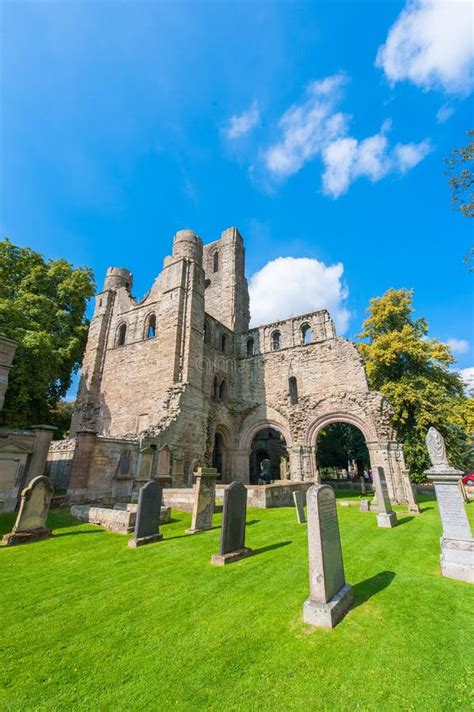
left=249, top=427, right=288, bottom=484
left=316, top=422, right=370, bottom=481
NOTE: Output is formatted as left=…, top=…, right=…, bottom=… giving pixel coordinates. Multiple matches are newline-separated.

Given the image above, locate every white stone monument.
left=424, top=427, right=473, bottom=584
left=373, top=466, right=397, bottom=528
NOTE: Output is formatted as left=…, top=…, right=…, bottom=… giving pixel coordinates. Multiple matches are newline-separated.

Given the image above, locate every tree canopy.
left=445, top=130, right=474, bottom=220
left=316, top=422, right=370, bottom=476
left=357, top=288, right=473, bottom=480
left=0, top=239, right=95, bottom=429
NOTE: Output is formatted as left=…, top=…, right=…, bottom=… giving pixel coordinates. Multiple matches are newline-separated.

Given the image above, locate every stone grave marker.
left=373, top=466, right=397, bottom=528
left=425, top=427, right=473, bottom=583
left=211, top=481, right=253, bottom=565
left=293, top=490, right=306, bottom=523
left=128, top=480, right=164, bottom=547
left=3, top=475, right=53, bottom=546
left=303, top=484, right=353, bottom=629
left=359, top=498, right=370, bottom=512
left=187, top=466, right=219, bottom=533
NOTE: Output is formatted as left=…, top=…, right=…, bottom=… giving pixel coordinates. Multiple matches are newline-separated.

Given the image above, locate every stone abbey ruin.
left=47, top=226, right=415, bottom=505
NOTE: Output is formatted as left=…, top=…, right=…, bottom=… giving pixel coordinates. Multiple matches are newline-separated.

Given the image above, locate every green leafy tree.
left=445, top=130, right=474, bottom=219
left=0, top=239, right=95, bottom=429
left=357, top=288, right=473, bottom=481
left=317, top=423, right=370, bottom=476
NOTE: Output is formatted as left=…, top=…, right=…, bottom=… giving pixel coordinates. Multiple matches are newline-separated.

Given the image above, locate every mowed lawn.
left=1, top=494, right=473, bottom=712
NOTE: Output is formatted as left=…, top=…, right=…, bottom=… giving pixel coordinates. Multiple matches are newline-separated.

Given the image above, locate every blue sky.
left=1, top=0, right=473, bottom=392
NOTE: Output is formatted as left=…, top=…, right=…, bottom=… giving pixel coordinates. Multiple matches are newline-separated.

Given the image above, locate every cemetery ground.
left=1, top=493, right=473, bottom=712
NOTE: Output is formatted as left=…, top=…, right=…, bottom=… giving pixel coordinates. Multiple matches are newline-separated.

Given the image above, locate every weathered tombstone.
left=293, top=490, right=306, bottom=524
left=372, top=466, right=397, bottom=528
left=425, top=427, right=473, bottom=584
left=2, top=475, right=53, bottom=546
left=128, top=480, right=163, bottom=548
left=359, top=498, right=370, bottom=512
left=303, top=484, right=353, bottom=629
left=211, top=481, right=253, bottom=565
left=186, top=466, right=219, bottom=533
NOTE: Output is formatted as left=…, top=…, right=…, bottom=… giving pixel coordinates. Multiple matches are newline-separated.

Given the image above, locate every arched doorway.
left=316, top=422, right=370, bottom=481
left=249, top=427, right=288, bottom=484
left=212, top=432, right=225, bottom=479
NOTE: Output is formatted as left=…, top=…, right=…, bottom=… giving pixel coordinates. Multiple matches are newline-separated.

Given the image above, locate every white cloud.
left=248, top=256, right=350, bottom=333
left=262, top=73, right=431, bottom=197
left=223, top=101, right=260, bottom=139
left=446, top=337, right=470, bottom=354
left=436, top=104, right=455, bottom=123
left=376, top=0, right=474, bottom=95
left=458, top=366, right=474, bottom=393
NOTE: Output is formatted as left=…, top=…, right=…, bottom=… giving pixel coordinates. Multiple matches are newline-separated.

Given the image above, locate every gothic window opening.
left=289, top=376, right=298, bottom=405
left=147, top=314, right=156, bottom=339
left=271, top=330, right=281, bottom=351
left=221, top=333, right=227, bottom=353
left=246, top=337, right=255, bottom=356
left=117, top=323, right=127, bottom=346
left=301, top=323, right=312, bottom=345
left=219, top=379, right=226, bottom=400
left=213, top=252, right=219, bottom=273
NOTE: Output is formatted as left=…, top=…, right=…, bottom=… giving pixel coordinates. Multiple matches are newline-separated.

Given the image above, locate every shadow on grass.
left=396, top=516, right=414, bottom=526
left=420, top=507, right=434, bottom=513
left=53, top=529, right=103, bottom=538
left=247, top=520, right=260, bottom=526
left=252, top=541, right=292, bottom=556
left=352, top=570, right=396, bottom=608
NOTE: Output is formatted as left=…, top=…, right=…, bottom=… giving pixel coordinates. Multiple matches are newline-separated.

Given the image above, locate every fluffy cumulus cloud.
left=446, top=337, right=470, bottom=354
left=223, top=101, right=260, bottom=140
left=248, top=256, right=350, bottom=333
left=376, top=0, right=474, bottom=95
left=458, top=366, right=474, bottom=393
left=262, top=73, right=431, bottom=197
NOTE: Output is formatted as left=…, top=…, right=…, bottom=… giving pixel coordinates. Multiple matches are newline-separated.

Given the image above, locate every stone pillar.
left=67, top=429, right=98, bottom=501
left=301, top=446, right=315, bottom=482
left=25, top=425, right=57, bottom=484
left=0, top=335, right=17, bottom=411
left=289, top=446, right=304, bottom=482
left=186, top=466, right=219, bottom=533
left=366, top=440, right=405, bottom=503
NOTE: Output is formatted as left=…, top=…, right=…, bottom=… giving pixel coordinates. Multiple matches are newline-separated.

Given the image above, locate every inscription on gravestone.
left=128, top=480, right=163, bottom=548
left=303, top=484, right=353, bottom=629
left=435, top=484, right=471, bottom=541
left=211, top=481, right=253, bottom=565
left=3, top=475, right=53, bottom=546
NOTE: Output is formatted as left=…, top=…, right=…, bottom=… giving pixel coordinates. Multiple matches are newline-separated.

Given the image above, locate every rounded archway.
left=249, top=427, right=288, bottom=484
left=316, top=422, right=370, bottom=481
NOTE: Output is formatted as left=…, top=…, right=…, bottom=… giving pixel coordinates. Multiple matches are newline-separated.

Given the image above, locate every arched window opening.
left=246, top=337, right=255, bottom=357
left=213, top=376, right=219, bottom=400
left=289, top=376, right=298, bottom=405
left=219, top=379, right=226, bottom=400
left=249, top=427, right=288, bottom=484
left=301, top=323, right=312, bottom=345
left=271, top=330, right=281, bottom=351
left=221, top=333, right=227, bottom=353
left=213, top=252, right=219, bottom=273
left=204, top=320, right=211, bottom=344
left=147, top=314, right=156, bottom=339
left=117, top=323, right=127, bottom=346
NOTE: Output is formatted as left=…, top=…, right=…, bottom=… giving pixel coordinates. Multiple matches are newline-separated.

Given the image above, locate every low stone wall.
left=246, top=481, right=313, bottom=508
left=113, top=503, right=172, bottom=524
left=70, top=505, right=135, bottom=533
left=321, top=479, right=374, bottom=493
left=46, top=438, right=76, bottom=492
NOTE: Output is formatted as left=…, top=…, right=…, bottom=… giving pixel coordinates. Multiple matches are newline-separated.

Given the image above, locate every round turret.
left=103, top=267, right=133, bottom=292
left=172, top=229, right=203, bottom=263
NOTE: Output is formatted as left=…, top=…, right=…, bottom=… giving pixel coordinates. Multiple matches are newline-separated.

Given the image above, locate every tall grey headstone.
left=425, top=427, right=473, bottom=583
left=128, top=480, right=163, bottom=548
left=303, top=484, right=353, bottom=629
left=373, top=467, right=397, bottom=528
left=293, top=490, right=306, bottom=524
left=2, top=475, right=53, bottom=546
left=187, top=467, right=219, bottom=533
left=211, top=481, right=253, bottom=565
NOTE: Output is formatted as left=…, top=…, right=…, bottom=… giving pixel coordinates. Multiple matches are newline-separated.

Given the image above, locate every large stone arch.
left=232, top=407, right=292, bottom=483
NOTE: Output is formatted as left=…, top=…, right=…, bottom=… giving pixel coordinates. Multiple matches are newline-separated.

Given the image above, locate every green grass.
left=1, top=495, right=473, bottom=712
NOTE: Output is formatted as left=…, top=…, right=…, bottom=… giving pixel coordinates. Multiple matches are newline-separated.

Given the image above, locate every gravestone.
left=373, top=466, right=397, bottom=528
left=303, top=484, right=353, bottom=629
left=293, top=490, right=306, bottom=523
left=2, top=475, right=53, bottom=546
left=186, top=467, right=219, bottom=533
left=128, top=480, right=163, bottom=548
left=211, top=482, right=253, bottom=565
left=360, top=477, right=366, bottom=495
left=425, top=428, right=473, bottom=583
left=359, top=498, right=370, bottom=512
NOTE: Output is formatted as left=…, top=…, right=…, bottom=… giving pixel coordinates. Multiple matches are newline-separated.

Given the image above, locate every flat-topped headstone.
left=3, top=475, right=53, bottom=546
left=303, top=484, right=353, bottom=629
left=128, top=480, right=163, bottom=548
left=373, top=467, right=397, bottom=528
left=293, top=490, right=306, bottom=524
left=359, top=498, right=370, bottom=512
left=187, top=466, right=219, bottom=533
left=211, top=481, right=252, bottom=565
left=424, top=427, right=473, bottom=584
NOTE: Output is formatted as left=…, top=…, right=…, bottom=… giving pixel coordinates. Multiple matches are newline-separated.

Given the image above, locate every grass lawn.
left=1, top=494, right=473, bottom=711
